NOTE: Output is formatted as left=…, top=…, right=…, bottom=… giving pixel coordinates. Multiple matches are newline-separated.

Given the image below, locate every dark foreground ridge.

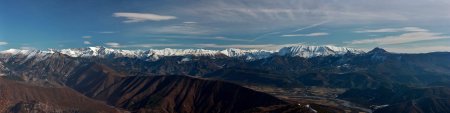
left=65, top=63, right=287, bottom=113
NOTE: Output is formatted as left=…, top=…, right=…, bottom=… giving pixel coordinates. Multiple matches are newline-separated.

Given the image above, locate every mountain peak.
left=278, top=45, right=364, bottom=57
left=88, top=46, right=107, bottom=51
left=368, top=47, right=388, bottom=54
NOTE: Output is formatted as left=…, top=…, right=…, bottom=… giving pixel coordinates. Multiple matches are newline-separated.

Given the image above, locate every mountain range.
left=0, top=45, right=449, bottom=113
left=0, top=45, right=364, bottom=61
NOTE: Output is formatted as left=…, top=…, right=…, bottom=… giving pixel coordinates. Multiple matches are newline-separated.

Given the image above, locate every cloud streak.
left=384, top=46, right=450, bottom=53
left=0, top=41, right=7, bottom=45
left=83, top=41, right=91, bottom=45
left=98, top=31, right=115, bottom=34
left=350, top=31, right=450, bottom=45
left=105, top=42, right=120, bottom=48
left=147, top=35, right=251, bottom=42
left=82, top=36, right=92, bottom=39
left=152, top=25, right=210, bottom=35
left=122, top=44, right=183, bottom=48
left=103, top=42, right=305, bottom=50
left=113, top=12, right=176, bottom=23
left=104, top=42, right=183, bottom=48
left=355, top=27, right=428, bottom=33
left=194, top=43, right=304, bottom=50
left=293, top=21, right=329, bottom=32
left=282, top=32, right=329, bottom=37
left=250, top=21, right=328, bottom=41
left=213, top=36, right=251, bottom=42
left=183, top=21, right=197, bottom=24
left=250, top=32, right=281, bottom=42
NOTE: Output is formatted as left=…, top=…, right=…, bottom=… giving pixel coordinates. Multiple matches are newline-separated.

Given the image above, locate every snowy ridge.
left=0, top=49, right=56, bottom=63
left=220, top=48, right=274, bottom=60
left=278, top=45, right=364, bottom=57
left=59, top=46, right=145, bottom=58
left=0, top=45, right=364, bottom=60
left=0, top=49, right=54, bottom=55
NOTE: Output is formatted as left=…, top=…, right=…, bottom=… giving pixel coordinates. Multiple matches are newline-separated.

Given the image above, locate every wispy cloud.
left=153, top=25, right=210, bottom=35
left=104, top=42, right=120, bottom=48
left=250, top=21, right=328, bottom=41
left=107, top=43, right=305, bottom=50
left=98, top=31, right=115, bottom=34
left=293, top=21, right=329, bottom=32
left=20, top=46, right=35, bottom=50
left=194, top=43, right=304, bottom=50
left=83, top=41, right=91, bottom=45
left=282, top=32, right=329, bottom=37
left=121, top=44, right=183, bottom=48
left=213, top=36, right=251, bottom=42
left=195, top=44, right=274, bottom=49
left=104, top=42, right=183, bottom=48
left=354, top=27, right=428, bottom=33
left=82, top=36, right=92, bottom=39
left=350, top=31, right=450, bottom=45
left=183, top=21, right=197, bottom=24
left=181, top=0, right=440, bottom=26
left=113, top=12, right=176, bottom=23
left=147, top=35, right=250, bottom=42
left=250, top=32, right=281, bottom=42
left=0, top=41, right=8, bottom=45
left=384, top=46, right=450, bottom=53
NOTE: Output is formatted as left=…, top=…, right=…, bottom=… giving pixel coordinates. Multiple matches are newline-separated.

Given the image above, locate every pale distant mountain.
left=278, top=45, right=364, bottom=57
left=0, top=45, right=363, bottom=61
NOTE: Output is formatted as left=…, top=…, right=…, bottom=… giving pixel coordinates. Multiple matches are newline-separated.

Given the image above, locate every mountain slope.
left=0, top=78, right=120, bottom=113
left=65, top=63, right=287, bottom=113
left=374, top=97, right=450, bottom=113
left=338, top=86, right=450, bottom=113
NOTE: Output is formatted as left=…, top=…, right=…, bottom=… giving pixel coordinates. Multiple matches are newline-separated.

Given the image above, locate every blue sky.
left=1, top=0, right=450, bottom=53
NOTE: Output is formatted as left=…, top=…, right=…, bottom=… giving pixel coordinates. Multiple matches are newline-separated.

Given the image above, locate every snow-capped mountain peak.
left=278, top=45, right=364, bottom=57
left=58, top=46, right=144, bottom=58
left=220, top=48, right=274, bottom=60
left=0, top=49, right=36, bottom=55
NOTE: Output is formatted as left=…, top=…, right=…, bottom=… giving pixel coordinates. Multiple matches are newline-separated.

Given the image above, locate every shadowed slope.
left=0, top=78, right=121, bottom=113
left=65, top=63, right=286, bottom=113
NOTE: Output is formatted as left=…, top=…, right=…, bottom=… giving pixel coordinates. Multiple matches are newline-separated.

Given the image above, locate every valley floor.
left=246, top=86, right=372, bottom=113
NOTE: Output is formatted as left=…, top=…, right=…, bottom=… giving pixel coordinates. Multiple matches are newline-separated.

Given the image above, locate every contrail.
left=250, top=20, right=329, bottom=42
left=293, top=20, right=329, bottom=32
left=250, top=32, right=281, bottom=42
